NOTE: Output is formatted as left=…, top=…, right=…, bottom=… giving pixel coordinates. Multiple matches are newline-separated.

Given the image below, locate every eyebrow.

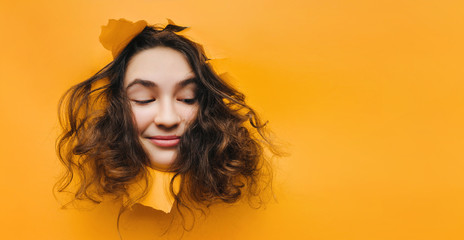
left=126, top=77, right=197, bottom=90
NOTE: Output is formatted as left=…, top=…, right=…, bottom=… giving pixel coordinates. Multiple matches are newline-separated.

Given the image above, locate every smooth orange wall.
left=1, top=0, right=463, bottom=239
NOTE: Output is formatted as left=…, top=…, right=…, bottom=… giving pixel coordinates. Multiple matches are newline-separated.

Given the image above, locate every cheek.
left=131, top=107, right=155, bottom=132
left=179, top=105, right=199, bottom=123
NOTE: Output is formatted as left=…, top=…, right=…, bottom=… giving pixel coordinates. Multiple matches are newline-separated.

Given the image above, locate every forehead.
left=124, top=47, right=194, bottom=86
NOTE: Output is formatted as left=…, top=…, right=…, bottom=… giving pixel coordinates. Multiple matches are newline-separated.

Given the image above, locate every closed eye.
left=132, top=99, right=156, bottom=105
left=178, top=98, right=196, bottom=104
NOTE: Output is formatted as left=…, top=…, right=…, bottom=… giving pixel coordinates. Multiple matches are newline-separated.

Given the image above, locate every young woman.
left=56, top=19, right=275, bottom=219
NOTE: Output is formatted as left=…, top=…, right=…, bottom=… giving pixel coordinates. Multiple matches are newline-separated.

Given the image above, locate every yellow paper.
left=99, top=19, right=147, bottom=58
left=138, top=168, right=179, bottom=213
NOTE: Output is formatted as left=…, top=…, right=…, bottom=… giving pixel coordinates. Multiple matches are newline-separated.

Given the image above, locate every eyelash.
left=180, top=98, right=197, bottom=104
left=133, top=99, right=156, bottom=105
left=131, top=98, right=196, bottom=105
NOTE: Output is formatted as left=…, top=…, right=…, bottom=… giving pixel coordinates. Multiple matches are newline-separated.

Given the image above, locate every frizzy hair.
left=55, top=22, right=275, bottom=223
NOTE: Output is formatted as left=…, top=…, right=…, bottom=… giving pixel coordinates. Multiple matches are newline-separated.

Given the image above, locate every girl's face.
left=124, top=47, right=199, bottom=170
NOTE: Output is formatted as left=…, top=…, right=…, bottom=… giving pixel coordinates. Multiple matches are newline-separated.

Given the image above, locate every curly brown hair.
left=56, top=22, right=276, bottom=226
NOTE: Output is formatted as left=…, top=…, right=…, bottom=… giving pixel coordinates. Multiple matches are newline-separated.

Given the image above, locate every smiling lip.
left=147, top=135, right=180, bottom=147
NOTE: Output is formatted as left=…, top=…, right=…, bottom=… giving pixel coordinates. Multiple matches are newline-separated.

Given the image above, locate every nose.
left=154, top=100, right=181, bottom=129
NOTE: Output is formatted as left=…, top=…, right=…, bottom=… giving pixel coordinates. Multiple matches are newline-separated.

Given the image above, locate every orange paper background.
left=1, top=0, right=463, bottom=239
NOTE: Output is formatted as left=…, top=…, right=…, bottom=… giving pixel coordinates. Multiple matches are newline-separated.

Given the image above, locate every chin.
left=140, top=138, right=178, bottom=170
left=146, top=150, right=178, bottom=171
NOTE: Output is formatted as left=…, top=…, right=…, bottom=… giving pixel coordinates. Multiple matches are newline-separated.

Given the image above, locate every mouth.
left=146, top=135, right=180, bottom=148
